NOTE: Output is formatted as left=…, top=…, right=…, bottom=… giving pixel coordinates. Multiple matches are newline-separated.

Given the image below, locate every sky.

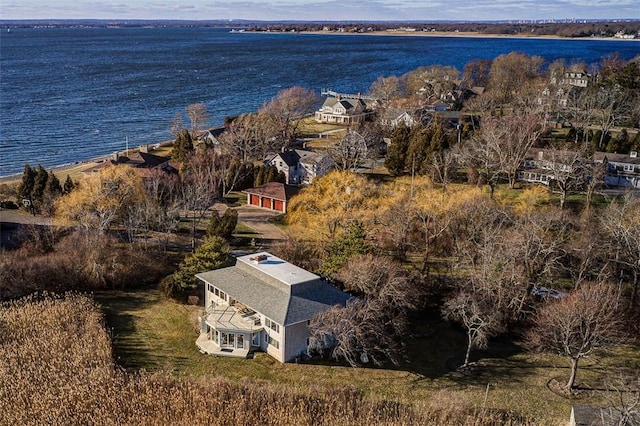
left=2, top=0, right=640, bottom=22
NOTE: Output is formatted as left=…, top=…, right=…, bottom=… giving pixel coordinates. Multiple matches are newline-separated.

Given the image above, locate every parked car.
left=531, top=286, right=567, bottom=300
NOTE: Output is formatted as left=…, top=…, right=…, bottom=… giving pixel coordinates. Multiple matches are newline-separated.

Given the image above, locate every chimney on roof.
left=250, top=254, right=269, bottom=264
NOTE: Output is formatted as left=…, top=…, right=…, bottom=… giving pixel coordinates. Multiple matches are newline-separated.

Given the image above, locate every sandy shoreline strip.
left=0, top=140, right=174, bottom=185
left=279, top=29, right=639, bottom=42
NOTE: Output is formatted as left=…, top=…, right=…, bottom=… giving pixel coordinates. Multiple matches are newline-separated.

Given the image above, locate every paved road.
left=0, top=209, right=55, bottom=249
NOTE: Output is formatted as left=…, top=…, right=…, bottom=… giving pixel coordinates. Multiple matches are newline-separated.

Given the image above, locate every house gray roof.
left=243, top=182, right=300, bottom=201
left=593, top=151, right=640, bottom=166
left=196, top=253, right=350, bottom=326
left=276, top=150, right=301, bottom=167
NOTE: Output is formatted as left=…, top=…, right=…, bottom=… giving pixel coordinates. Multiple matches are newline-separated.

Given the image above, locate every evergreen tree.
left=17, top=164, right=36, bottom=204
left=31, top=164, right=49, bottom=202
left=254, top=165, right=266, bottom=187
left=171, top=128, right=194, bottom=163
left=206, top=209, right=238, bottom=240
left=170, top=236, right=230, bottom=292
left=63, top=175, right=75, bottom=194
left=406, top=123, right=431, bottom=175
left=264, top=165, right=277, bottom=183
left=45, top=171, right=62, bottom=196
left=320, top=221, right=372, bottom=279
left=385, top=122, right=411, bottom=176
left=617, top=128, right=630, bottom=153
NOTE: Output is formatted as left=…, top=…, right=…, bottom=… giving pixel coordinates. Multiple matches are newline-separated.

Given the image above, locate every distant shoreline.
left=291, top=29, right=639, bottom=42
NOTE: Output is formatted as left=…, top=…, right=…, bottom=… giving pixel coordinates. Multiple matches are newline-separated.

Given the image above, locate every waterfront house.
left=314, top=95, right=369, bottom=125
left=196, top=252, right=351, bottom=362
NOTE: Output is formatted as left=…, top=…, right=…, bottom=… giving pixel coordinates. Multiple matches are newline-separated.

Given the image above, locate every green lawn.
left=93, top=288, right=640, bottom=424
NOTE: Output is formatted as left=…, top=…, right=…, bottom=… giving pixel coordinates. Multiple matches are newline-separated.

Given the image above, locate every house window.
left=213, top=330, right=219, bottom=345
left=220, top=291, right=226, bottom=301
left=214, top=288, right=220, bottom=297
left=265, top=318, right=279, bottom=333
left=624, top=165, right=633, bottom=172
left=268, top=336, right=280, bottom=349
left=237, top=334, right=244, bottom=349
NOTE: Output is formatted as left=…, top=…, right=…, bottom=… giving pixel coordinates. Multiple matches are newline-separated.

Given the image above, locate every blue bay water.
left=1, top=27, right=639, bottom=176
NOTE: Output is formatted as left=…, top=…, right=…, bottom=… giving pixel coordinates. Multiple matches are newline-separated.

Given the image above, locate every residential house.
left=243, top=182, right=299, bottom=213
left=594, top=151, right=640, bottom=189
left=83, top=146, right=177, bottom=177
left=518, top=148, right=582, bottom=185
left=551, top=69, right=591, bottom=88
left=315, top=95, right=370, bottom=125
left=196, top=252, right=351, bottom=362
left=267, top=149, right=334, bottom=185
left=195, top=127, right=226, bottom=152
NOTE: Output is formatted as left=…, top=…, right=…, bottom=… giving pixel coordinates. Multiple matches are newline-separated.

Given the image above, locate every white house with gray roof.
left=196, top=252, right=350, bottom=362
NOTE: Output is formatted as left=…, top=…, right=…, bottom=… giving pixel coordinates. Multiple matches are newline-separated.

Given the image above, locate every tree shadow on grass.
left=95, top=288, right=170, bottom=371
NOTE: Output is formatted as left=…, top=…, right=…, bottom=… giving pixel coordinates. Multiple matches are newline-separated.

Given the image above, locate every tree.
left=486, top=52, right=544, bottom=105
left=527, top=281, right=625, bottom=394
left=286, top=170, right=378, bottom=242
left=368, top=75, right=401, bottom=105
left=186, top=102, right=210, bottom=139
left=62, top=174, right=75, bottom=194
left=443, top=291, right=504, bottom=368
left=326, top=130, right=371, bottom=171
left=602, top=195, right=640, bottom=307
left=169, top=111, right=186, bottom=137
left=319, top=221, right=371, bottom=279
left=17, top=164, right=36, bottom=208
left=171, top=129, right=194, bottom=163
left=541, top=147, right=590, bottom=209
left=166, top=236, right=230, bottom=296
left=179, top=148, right=225, bottom=249
left=467, top=111, right=542, bottom=191
left=55, top=166, right=146, bottom=234
left=218, top=112, right=277, bottom=163
left=206, top=208, right=238, bottom=240
left=260, top=86, right=318, bottom=149
left=384, top=121, right=411, bottom=175
left=309, top=254, right=418, bottom=367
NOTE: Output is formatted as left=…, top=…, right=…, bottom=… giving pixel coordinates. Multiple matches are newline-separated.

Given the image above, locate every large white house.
left=196, top=252, right=350, bottom=363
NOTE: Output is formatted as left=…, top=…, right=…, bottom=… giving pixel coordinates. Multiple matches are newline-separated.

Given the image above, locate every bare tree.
left=179, top=149, right=224, bottom=249
left=308, top=254, right=418, bottom=367
left=218, top=112, right=277, bottom=163
left=602, top=195, right=640, bottom=307
left=537, top=146, right=590, bottom=209
left=169, top=111, right=186, bottom=137
left=601, top=371, right=640, bottom=426
left=260, top=86, right=318, bottom=149
left=443, top=291, right=504, bottom=368
left=527, top=281, right=625, bottom=394
left=471, top=111, right=543, bottom=190
left=326, top=130, right=372, bottom=171
left=368, top=75, right=401, bottom=105
left=186, top=103, right=211, bottom=139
